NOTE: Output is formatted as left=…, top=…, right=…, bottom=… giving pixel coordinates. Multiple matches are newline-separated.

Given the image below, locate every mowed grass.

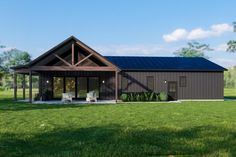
left=224, top=88, right=236, bottom=99
left=0, top=89, right=236, bottom=156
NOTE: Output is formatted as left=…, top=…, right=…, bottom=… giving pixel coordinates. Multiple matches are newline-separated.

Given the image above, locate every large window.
left=77, top=77, right=87, bottom=98
left=52, top=76, right=100, bottom=99
left=65, top=77, right=75, bottom=97
left=89, top=77, right=99, bottom=97
left=179, top=76, right=187, bottom=87
left=53, top=77, right=64, bottom=98
left=147, top=76, right=154, bottom=91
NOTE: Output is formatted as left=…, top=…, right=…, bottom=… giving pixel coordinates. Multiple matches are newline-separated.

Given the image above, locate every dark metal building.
left=12, top=36, right=226, bottom=102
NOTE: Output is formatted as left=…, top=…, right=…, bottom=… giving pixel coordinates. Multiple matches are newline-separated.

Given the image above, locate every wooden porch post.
left=22, top=74, right=26, bottom=100
left=13, top=72, right=17, bottom=101
left=115, top=70, right=118, bottom=102
left=72, top=42, right=75, bottom=65
left=29, top=71, right=32, bottom=103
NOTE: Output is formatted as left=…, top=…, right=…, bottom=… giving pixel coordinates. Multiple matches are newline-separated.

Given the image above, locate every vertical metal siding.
left=119, top=71, right=224, bottom=99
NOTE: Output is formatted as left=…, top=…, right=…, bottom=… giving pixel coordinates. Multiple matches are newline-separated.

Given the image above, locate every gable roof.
left=105, top=56, right=227, bottom=71
left=12, top=36, right=226, bottom=72
left=17, top=36, right=118, bottom=69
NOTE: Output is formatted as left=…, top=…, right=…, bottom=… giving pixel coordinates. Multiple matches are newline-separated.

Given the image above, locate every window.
left=122, top=76, right=128, bottom=91
left=88, top=77, right=99, bottom=98
left=77, top=77, right=87, bottom=98
left=179, top=76, right=187, bottom=87
left=147, top=76, right=154, bottom=91
left=65, top=77, right=75, bottom=97
left=53, top=77, right=64, bottom=98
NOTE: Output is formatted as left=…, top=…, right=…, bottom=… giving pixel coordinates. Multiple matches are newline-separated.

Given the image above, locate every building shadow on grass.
left=0, top=125, right=236, bottom=157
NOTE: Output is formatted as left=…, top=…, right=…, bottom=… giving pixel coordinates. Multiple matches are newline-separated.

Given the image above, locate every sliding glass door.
left=77, top=77, right=87, bottom=98
left=65, top=77, right=76, bottom=97
left=88, top=77, right=99, bottom=97
left=53, top=77, right=64, bottom=98
left=53, top=76, right=99, bottom=99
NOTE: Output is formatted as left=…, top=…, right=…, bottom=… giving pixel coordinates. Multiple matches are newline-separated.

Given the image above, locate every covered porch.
left=12, top=36, right=120, bottom=103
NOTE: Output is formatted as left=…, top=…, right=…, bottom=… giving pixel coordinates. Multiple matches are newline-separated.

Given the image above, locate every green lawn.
left=224, top=88, right=236, bottom=99
left=0, top=89, right=236, bottom=157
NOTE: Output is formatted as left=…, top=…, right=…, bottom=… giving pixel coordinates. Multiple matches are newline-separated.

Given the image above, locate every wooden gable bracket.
left=53, top=54, right=72, bottom=66
left=72, top=42, right=75, bottom=65
left=74, top=54, right=93, bottom=66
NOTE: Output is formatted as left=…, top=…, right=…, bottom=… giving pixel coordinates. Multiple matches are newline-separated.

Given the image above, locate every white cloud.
left=93, top=43, right=177, bottom=56
left=163, top=29, right=188, bottom=42
left=187, top=28, right=211, bottom=40
left=163, top=23, right=233, bottom=42
left=211, top=23, right=233, bottom=34
left=215, top=43, right=228, bottom=52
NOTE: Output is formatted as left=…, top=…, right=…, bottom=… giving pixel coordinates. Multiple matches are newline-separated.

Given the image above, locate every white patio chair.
left=86, top=91, right=97, bottom=102
left=62, top=93, right=73, bottom=102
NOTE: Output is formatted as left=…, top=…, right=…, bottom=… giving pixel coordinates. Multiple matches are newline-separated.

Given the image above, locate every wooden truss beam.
left=75, top=54, right=93, bottom=66
left=75, top=41, right=118, bottom=69
left=30, top=66, right=116, bottom=71
left=53, top=54, right=72, bottom=66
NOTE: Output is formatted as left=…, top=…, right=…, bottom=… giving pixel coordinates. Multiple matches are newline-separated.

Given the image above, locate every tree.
left=0, top=48, right=31, bottom=73
left=0, top=45, right=6, bottom=86
left=174, top=41, right=212, bottom=58
left=227, top=21, right=236, bottom=52
left=0, top=48, right=31, bottom=88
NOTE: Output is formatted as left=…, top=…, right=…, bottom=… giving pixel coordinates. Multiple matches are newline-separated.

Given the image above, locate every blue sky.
left=0, top=0, right=236, bottom=67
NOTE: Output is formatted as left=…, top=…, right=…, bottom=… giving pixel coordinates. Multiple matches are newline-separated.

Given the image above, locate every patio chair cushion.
left=86, top=91, right=97, bottom=102
left=62, top=93, right=73, bottom=102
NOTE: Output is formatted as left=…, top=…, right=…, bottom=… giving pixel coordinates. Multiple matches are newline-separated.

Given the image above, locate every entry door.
left=168, top=82, right=178, bottom=100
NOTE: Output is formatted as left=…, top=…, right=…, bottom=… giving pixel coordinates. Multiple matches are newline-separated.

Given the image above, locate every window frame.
left=146, top=76, right=154, bottom=91
left=179, top=76, right=187, bottom=87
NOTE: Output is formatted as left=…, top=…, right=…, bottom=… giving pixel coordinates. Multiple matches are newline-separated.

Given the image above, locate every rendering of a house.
left=12, top=36, right=227, bottom=102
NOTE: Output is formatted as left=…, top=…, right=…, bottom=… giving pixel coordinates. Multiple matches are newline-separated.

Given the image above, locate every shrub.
left=144, top=92, right=150, bottom=101
left=149, top=92, right=155, bottom=101
left=129, top=93, right=135, bottom=101
left=159, top=92, right=168, bottom=101
left=155, top=93, right=160, bottom=101
left=136, top=94, right=141, bottom=101
left=120, top=93, right=128, bottom=102
left=140, top=92, right=145, bottom=101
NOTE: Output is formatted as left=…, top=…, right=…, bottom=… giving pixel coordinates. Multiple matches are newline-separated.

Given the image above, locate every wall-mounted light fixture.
left=164, top=80, right=167, bottom=84
left=102, top=80, right=105, bottom=84
left=46, top=80, right=49, bottom=84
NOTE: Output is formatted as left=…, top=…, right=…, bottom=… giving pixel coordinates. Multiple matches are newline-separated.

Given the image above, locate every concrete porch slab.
left=32, top=100, right=117, bottom=104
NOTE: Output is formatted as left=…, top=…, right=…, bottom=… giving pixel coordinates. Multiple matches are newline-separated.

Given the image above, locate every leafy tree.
left=0, top=48, right=31, bottom=73
left=224, top=66, right=236, bottom=88
left=174, top=41, right=212, bottom=58
left=227, top=22, right=236, bottom=52
left=0, top=45, right=6, bottom=86
left=0, top=48, right=31, bottom=88
left=227, top=40, right=236, bottom=52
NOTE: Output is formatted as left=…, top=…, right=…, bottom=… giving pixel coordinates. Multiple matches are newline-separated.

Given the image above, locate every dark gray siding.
left=39, top=71, right=115, bottom=100
left=118, top=71, right=224, bottom=99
